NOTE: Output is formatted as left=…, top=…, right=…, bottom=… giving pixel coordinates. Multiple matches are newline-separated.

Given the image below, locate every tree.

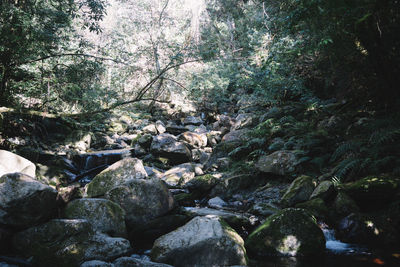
left=0, top=0, right=107, bottom=106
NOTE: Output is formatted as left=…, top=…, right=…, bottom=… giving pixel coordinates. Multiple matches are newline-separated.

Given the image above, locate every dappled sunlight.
left=277, top=235, right=301, bottom=256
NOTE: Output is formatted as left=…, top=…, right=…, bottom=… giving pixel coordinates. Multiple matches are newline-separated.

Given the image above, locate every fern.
left=369, top=128, right=400, bottom=145
left=330, top=141, right=361, bottom=162
left=334, top=158, right=363, bottom=180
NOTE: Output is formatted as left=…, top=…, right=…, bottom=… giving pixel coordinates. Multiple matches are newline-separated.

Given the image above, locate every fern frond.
left=330, top=141, right=361, bottom=162
left=369, top=128, right=400, bottom=145
left=335, top=158, right=363, bottom=180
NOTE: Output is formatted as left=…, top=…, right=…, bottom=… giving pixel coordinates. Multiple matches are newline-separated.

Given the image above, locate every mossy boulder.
left=64, top=198, right=127, bottom=237
left=13, top=219, right=131, bottom=267
left=85, top=158, right=147, bottom=198
left=0, top=172, right=58, bottom=229
left=332, top=192, right=360, bottom=217
left=150, top=133, right=192, bottom=164
left=310, top=180, right=336, bottom=201
left=245, top=208, right=325, bottom=257
left=159, top=163, right=196, bottom=187
left=105, top=178, right=174, bottom=228
left=338, top=176, right=399, bottom=210
left=255, top=150, right=298, bottom=176
left=183, top=174, right=219, bottom=193
left=151, top=216, right=248, bottom=267
left=295, top=198, right=329, bottom=220
left=281, top=175, right=316, bottom=207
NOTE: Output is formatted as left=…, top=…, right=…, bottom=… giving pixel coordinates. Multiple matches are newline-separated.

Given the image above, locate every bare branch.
left=15, top=53, right=129, bottom=66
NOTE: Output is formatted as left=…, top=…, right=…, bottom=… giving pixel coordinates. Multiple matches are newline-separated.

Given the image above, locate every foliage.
left=0, top=0, right=107, bottom=107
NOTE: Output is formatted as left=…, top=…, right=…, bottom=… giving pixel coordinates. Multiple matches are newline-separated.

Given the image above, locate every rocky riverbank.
left=1, top=102, right=400, bottom=266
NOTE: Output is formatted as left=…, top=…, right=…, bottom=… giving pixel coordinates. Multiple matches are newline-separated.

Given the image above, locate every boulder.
left=281, top=175, right=316, bottom=207
left=151, top=216, right=248, bottom=267
left=143, top=124, right=158, bottom=135
left=184, top=174, right=219, bottom=193
left=160, top=163, right=196, bottom=187
left=310, top=180, right=336, bottom=201
left=85, top=158, right=147, bottom=198
left=81, top=260, right=114, bottom=267
left=183, top=116, right=203, bottom=126
left=0, top=150, right=36, bottom=177
left=208, top=196, right=227, bottom=209
left=0, top=172, right=57, bottom=229
left=128, top=215, right=190, bottom=248
left=105, top=178, right=174, bottom=228
left=179, top=132, right=207, bottom=148
left=256, top=150, right=298, bottom=176
left=114, top=257, right=173, bottom=267
left=150, top=133, right=191, bottom=164
left=231, top=113, right=254, bottom=131
left=332, top=192, right=360, bottom=217
left=64, top=198, right=126, bottom=237
left=221, top=129, right=249, bottom=144
left=155, top=120, right=166, bottom=134
left=13, top=219, right=131, bottom=267
left=338, top=176, right=399, bottom=210
left=245, top=208, right=325, bottom=257
left=295, top=198, right=329, bottom=220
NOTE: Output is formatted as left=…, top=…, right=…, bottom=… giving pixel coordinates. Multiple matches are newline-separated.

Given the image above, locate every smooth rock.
left=183, top=116, right=203, bottom=126
left=151, top=216, right=248, bottom=267
left=105, top=178, right=174, bottom=228
left=160, top=163, right=196, bottom=187
left=0, top=172, right=57, bottom=228
left=208, top=196, right=227, bottom=209
left=310, top=180, right=336, bottom=201
left=0, top=150, right=36, bottom=177
left=114, top=257, right=173, bottom=267
left=179, top=131, right=207, bottom=148
left=81, top=260, right=114, bottom=267
left=155, top=121, right=166, bottom=134
left=85, top=158, right=147, bottom=198
left=64, top=198, right=126, bottom=237
left=150, top=134, right=191, bottom=164
left=281, top=175, right=316, bottom=207
left=13, top=219, right=131, bottom=267
left=256, top=150, right=297, bottom=175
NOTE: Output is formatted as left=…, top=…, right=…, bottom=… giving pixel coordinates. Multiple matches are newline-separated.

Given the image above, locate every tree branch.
left=15, top=53, right=129, bottom=66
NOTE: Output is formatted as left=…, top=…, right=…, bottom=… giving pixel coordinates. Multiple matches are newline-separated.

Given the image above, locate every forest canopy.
left=0, top=0, right=399, bottom=112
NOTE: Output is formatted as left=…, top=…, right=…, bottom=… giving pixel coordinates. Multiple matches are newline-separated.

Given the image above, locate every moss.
left=281, top=175, right=315, bottom=207
left=245, top=208, right=325, bottom=257
left=338, top=176, right=399, bottom=209
left=295, top=198, right=329, bottom=220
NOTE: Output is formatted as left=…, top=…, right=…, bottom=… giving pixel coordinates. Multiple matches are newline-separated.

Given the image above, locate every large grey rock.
left=64, top=198, right=126, bottom=237
left=310, top=180, right=336, bottom=201
left=183, top=116, right=203, bottom=126
left=143, top=124, right=158, bottom=135
left=105, top=178, right=174, bottom=228
left=151, top=216, right=248, bottom=267
left=0, top=150, right=36, bottom=177
left=13, top=219, right=131, bottom=267
left=256, top=150, right=297, bottom=175
left=155, top=120, right=166, bottom=134
left=81, top=260, right=114, bottom=267
left=245, top=208, right=325, bottom=257
left=114, top=257, right=173, bottom=267
left=160, top=163, right=196, bottom=187
left=0, top=172, right=57, bottom=228
left=150, top=133, right=191, bottom=164
left=179, top=132, right=207, bottom=148
left=281, top=175, right=316, bottom=207
left=221, top=129, right=249, bottom=143
left=85, top=158, right=147, bottom=197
